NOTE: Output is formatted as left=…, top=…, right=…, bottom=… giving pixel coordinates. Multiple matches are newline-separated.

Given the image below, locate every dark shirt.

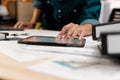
left=33, top=0, right=101, bottom=30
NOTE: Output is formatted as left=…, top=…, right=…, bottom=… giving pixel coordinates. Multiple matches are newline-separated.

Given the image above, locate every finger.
left=70, top=25, right=82, bottom=39
left=57, top=23, right=74, bottom=38
left=18, top=22, right=24, bottom=29
left=62, top=23, right=76, bottom=39
left=56, top=33, right=67, bottom=39
left=67, top=24, right=77, bottom=38
left=78, top=31, right=85, bottom=40
left=14, top=21, right=21, bottom=29
left=71, top=30, right=80, bottom=39
left=13, top=22, right=20, bottom=29
left=60, top=25, right=71, bottom=35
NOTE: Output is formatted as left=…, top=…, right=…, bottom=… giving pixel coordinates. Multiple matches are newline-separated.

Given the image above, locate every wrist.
left=82, top=24, right=92, bottom=36
left=30, top=20, right=36, bottom=25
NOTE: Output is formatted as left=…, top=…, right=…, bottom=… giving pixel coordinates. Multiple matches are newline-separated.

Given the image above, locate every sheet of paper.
left=0, top=38, right=101, bottom=62
left=0, top=41, right=60, bottom=62
left=24, top=44, right=101, bottom=57
left=29, top=55, right=120, bottom=80
left=22, top=36, right=101, bottom=57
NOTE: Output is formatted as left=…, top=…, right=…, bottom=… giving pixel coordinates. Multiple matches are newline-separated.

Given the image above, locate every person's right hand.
left=13, top=21, right=34, bottom=29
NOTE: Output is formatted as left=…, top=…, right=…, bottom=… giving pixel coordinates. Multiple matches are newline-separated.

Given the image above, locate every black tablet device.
left=18, top=36, right=86, bottom=47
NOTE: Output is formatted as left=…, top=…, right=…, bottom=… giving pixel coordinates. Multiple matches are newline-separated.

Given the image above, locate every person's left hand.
left=56, top=23, right=92, bottom=39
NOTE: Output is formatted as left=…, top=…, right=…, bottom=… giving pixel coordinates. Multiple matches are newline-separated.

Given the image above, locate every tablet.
left=18, top=36, right=86, bottom=47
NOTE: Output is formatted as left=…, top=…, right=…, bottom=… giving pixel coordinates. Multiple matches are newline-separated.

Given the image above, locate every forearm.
left=30, top=8, right=42, bottom=25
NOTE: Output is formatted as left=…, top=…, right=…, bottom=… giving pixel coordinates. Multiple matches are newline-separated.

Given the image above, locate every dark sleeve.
left=32, top=0, right=43, bottom=9
left=80, top=0, right=101, bottom=25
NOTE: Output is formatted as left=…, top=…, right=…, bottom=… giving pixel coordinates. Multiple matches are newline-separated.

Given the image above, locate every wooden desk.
left=0, top=52, right=65, bottom=80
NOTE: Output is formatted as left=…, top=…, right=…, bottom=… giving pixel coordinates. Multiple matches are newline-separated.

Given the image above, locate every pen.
left=11, top=33, right=29, bottom=36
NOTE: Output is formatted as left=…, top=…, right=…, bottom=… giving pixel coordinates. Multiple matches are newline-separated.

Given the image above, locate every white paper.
left=23, top=36, right=101, bottom=57
left=25, top=45, right=101, bottom=57
left=0, top=30, right=61, bottom=62
left=0, top=40, right=100, bottom=62
left=0, top=33, right=6, bottom=39
left=24, top=36, right=101, bottom=57
left=29, top=55, right=120, bottom=80
left=0, top=41, right=60, bottom=62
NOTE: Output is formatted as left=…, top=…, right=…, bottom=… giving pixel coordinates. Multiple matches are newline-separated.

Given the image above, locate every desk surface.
left=0, top=53, right=64, bottom=80
left=0, top=29, right=65, bottom=80
left=1, top=29, right=118, bottom=80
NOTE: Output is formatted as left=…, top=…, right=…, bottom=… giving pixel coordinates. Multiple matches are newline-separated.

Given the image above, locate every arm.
left=30, top=8, right=42, bottom=26
left=14, top=8, right=42, bottom=29
left=14, top=0, right=43, bottom=29
left=31, top=0, right=43, bottom=25
left=57, top=0, right=101, bottom=39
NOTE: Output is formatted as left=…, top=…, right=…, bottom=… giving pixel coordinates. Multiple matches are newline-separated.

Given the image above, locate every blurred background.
left=1, top=0, right=120, bottom=25
left=0, top=0, right=33, bottom=25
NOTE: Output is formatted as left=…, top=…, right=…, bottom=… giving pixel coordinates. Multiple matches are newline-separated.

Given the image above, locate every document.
left=25, top=45, right=101, bottom=57
left=0, top=41, right=60, bottom=62
left=0, top=35, right=100, bottom=62
left=29, top=55, right=120, bottom=80
left=24, top=36, right=101, bottom=57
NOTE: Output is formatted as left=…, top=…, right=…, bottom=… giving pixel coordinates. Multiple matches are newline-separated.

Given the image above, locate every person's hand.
left=13, top=21, right=34, bottom=29
left=56, top=23, right=92, bottom=39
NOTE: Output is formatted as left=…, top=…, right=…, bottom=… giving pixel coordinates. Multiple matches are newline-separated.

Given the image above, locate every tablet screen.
left=18, top=36, right=86, bottom=47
